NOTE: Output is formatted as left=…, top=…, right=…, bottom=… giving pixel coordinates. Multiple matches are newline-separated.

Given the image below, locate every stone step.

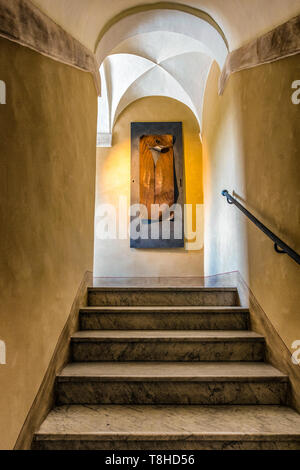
left=56, top=362, right=288, bottom=406
left=33, top=404, right=300, bottom=450
left=80, top=306, right=249, bottom=331
left=88, top=287, right=239, bottom=307
left=71, top=330, right=265, bottom=362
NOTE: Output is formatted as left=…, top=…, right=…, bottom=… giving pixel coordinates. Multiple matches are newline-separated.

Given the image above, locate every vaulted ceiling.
left=96, top=9, right=228, bottom=139
left=31, top=0, right=300, bottom=52
left=30, top=1, right=300, bottom=144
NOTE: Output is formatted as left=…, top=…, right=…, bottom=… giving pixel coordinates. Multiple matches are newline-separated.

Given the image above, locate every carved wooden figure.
left=139, top=134, right=175, bottom=220
left=131, top=122, right=183, bottom=248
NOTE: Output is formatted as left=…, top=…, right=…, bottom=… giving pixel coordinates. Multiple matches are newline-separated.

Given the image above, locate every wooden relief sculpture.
left=139, top=134, right=175, bottom=220
left=131, top=122, right=183, bottom=249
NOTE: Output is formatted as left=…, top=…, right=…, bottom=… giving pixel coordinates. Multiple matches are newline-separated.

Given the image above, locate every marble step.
left=56, top=362, right=288, bottom=406
left=88, top=287, right=239, bottom=307
left=80, top=306, right=250, bottom=331
left=33, top=404, right=300, bottom=450
left=71, top=330, right=265, bottom=362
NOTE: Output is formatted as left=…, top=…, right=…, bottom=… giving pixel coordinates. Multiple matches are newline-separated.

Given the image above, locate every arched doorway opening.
left=93, top=6, right=228, bottom=278
left=95, top=6, right=228, bottom=143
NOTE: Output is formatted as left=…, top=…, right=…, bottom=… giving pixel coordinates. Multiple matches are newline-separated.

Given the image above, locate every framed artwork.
left=130, top=122, right=184, bottom=248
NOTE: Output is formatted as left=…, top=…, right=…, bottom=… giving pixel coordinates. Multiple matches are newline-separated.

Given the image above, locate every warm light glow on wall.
left=94, top=96, right=205, bottom=277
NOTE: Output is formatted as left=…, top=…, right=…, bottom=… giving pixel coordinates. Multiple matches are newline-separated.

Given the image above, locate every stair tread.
left=35, top=405, right=300, bottom=440
left=58, top=362, right=287, bottom=381
left=88, top=287, right=237, bottom=292
left=80, top=306, right=248, bottom=313
left=72, top=330, right=263, bottom=342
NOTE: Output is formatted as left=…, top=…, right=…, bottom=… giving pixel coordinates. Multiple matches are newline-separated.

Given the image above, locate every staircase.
left=33, top=286, right=300, bottom=450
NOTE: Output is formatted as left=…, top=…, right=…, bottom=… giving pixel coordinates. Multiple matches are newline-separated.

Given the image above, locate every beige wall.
left=0, top=37, right=97, bottom=449
left=202, top=56, right=300, bottom=354
left=94, top=96, right=204, bottom=277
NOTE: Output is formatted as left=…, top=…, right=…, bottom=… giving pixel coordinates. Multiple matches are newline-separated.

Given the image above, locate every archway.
left=95, top=7, right=228, bottom=145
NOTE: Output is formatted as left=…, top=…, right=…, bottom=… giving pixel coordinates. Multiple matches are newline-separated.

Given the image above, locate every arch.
left=95, top=8, right=228, bottom=69
left=115, top=95, right=201, bottom=136
left=113, top=66, right=200, bottom=130
left=96, top=7, right=228, bottom=146
left=95, top=2, right=228, bottom=53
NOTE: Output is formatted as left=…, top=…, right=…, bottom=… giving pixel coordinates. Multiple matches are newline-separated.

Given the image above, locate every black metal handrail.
left=222, top=190, right=300, bottom=265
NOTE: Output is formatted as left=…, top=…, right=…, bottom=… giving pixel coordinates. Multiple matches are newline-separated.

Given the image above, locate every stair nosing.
left=71, top=330, right=264, bottom=343
left=57, top=376, right=288, bottom=383
left=34, top=432, right=300, bottom=442
left=57, top=362, right=288, bottom=383
left=88, top=287, right=238, bottom=292
left=80, top=306, right=249, bottom=313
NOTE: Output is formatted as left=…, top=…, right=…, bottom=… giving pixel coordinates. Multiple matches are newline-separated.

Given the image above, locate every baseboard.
left=179, top=270, right=300, bottom=412
left=14, top=271, right=93, bottom=450
left=14, top=269, right=300, bottom=450
left=235, top=272, right=300, bottom=413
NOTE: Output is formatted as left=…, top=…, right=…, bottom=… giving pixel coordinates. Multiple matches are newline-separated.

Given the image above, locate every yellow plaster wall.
left=202, top=56, right=300, bottom=354
left=0, top=37, right=97, bottom=449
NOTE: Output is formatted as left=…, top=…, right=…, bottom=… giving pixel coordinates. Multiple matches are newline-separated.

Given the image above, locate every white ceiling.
left=111, top=31, right=211, bottom=63
left=96, top=11, right=227, bottom=141
left=95, top=9, right=227, bottom=66
left=32, top=0, right=300, bottom=52
left=29, top=1, right=300, bottom=144
left=97, top=48, right=212, bottom=138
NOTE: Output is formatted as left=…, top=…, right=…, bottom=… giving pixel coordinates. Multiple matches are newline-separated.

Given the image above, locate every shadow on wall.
left=202, top=61, right=248, bottom=279
left=238, top=55, right=300, bottom=354
left=202, top=56, right=300, bottom=354
left=0, top=37, right=97, bottom=449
